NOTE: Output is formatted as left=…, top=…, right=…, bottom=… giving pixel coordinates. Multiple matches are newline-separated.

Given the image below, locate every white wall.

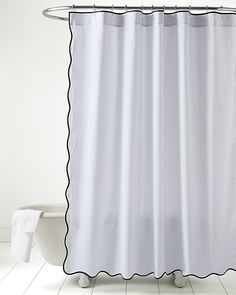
left=1, top=0, right=236, bottom=241
left=0, top=0, right=70, bottom=240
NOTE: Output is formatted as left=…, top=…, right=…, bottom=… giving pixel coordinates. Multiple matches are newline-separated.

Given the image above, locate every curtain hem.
left=62, top=267, right=236, bottom=280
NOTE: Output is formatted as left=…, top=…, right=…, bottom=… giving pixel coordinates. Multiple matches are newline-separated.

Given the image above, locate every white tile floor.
left=0, top=242, right=236, bottom=295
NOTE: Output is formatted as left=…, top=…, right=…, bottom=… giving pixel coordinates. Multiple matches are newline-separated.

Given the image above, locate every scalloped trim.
left=68, top=9, right=236, bottom=17
left=63, top=267, right=236, bottom=280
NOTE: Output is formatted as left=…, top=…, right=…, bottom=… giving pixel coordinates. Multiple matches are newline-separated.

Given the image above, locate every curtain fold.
left=64, top=11, right=236, bottom=279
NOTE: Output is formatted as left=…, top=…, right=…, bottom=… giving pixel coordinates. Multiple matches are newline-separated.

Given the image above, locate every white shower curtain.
left=63, top=11, right=236, bottom=279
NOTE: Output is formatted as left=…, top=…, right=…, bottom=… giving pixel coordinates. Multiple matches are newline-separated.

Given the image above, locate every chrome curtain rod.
left=42, top=5, right=236, bottom=21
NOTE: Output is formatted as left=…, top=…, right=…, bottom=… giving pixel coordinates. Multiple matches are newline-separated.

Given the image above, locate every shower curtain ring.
left=206, top=5, right=209, bottom=13
left=163, top=5, right=165, bottom=12
left=141, top=5, right=144, bottom=13
left=219, top=5, right=224, bottom=15
left=175, top=5, right=178, bottom=12
left=125, top=5, right=127, bottom=12
left=189, top=5, right=191, bottom=12
left=93, top=4, right=96, bottom=12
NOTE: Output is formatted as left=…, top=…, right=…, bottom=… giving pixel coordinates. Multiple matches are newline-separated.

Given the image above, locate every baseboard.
left=0, top=227, right=11, bottom=242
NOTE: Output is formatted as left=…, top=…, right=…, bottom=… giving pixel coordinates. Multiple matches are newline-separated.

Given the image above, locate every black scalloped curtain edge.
left=68, top=9, right=236, bottom=16
left=62, top=7, right=72, bottom=279
left=64, top=267, right=236, bottom=280
left=62, top=10, right=236, bottom=281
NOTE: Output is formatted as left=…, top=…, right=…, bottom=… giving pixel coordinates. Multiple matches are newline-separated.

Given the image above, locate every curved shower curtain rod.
left=42, top=5, right=236, bottom=21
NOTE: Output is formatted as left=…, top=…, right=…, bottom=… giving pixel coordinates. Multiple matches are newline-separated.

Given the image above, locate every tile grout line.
left=0, top=242, right=35, bottom=283
left=57, top=277, right=66, bottom=295
left=217, top=275, right=229, bottom=295
left=188, top=277, right=195, bottom=295
left=157, top=278, right=160, bottom=294
left=22, top=262, right=46, bottom=295
left=0, top=262, right=19, bottom=283
left=91, top=276, right=97, bottom=295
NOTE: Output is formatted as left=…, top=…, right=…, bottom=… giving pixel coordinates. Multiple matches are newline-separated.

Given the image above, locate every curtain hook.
left=206, top=5, right=209, bottom=14
left=93, top=4, right=96, bottom=13
left=189, top=5, right=191, bottom=12
left=125, top=4, right=127, bottom=13
left=163, top=5, right=165, bottom=13
left=151, top=5, right=154, bottom=11
left=142, top=4, right=144, bottom=13
left=175, top=5, right=178, bottom=12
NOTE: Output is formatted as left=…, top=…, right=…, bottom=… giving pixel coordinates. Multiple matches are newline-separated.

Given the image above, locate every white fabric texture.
left=64, top=11, right=236, bottom=279
left=10, top=209, right=42, bottom=262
